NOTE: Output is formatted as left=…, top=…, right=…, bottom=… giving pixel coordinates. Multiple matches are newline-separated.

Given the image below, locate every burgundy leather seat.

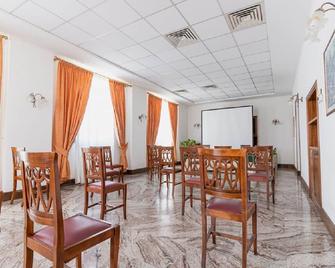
left=248, top=171, right=272, bottom=182
left=88, top=181, right=123, bottom=192
left=32, top=214, right=112, bottom=249
left=207, top=198, right=254, bottom=215
left=185, top=176, right=201, bottom=185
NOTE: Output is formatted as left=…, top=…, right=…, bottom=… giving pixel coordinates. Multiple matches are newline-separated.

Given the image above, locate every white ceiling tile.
left=120, top=45, right=151, bottom=59
left=250, top=69, right=272, bottom=77
left=211, top=76, right=230, bottom=83
left=218, top=0, right=260, bottom=13
left=52, top=23, right=93, bottom=45
left=189, top=74, right=208, bottom=82
left=206, top=71, right=229, bottom=79
left=255, top=81, right=273, bottom=88
left=248, top=61, right=271, bottom=72
left=99, top=29, right=135, bottom=50
left=175, top=78, right=192, bottom=85
left=80, top=38, right=111, bottom=53
left=204, top=34, right=236, bottom=52
left=198, top=62, right=222, bottom=73
left=122, top=61, right=147, bottom=71
left=169, top=59, right=194, bottom=70
left=158, top=49, right=185, bottom=63
left=102, top=51, right=131, bottom=64
left=178, top=42, right=209, bottom=57
left=192, top=16, right=230, bottom=40
left=13, top=2, right=64, bottom=31
left=180, top=67, right=203, bottom=76
left=195, top=79, right=212, bottom=87
left=0, top=0, right=25, bottom=12
left=121, top=19, right=159, bottom=42
left=126, top=0, right=171, bottom=16
left=230, top=72, right=251, bottom=80
left=94, top=0, right=140, bottom=28
left=70, top=11, right=114, bottom=36
left=190, top=53, right=216, bottom=66
left=220, top=57, right=244, bottom=68
left=239, top=39, right=268, bottom=56
left=235, top=78, right=253, bottom=86
left=253, top=75, right=273, bottom=83
left=32, top=0, right=86, bottom=20
left=146, top=7, right=187, bottom=34
left=141, top=36, right=174, bottom=54
left=137, top=55, right=164, bottom=67
left=213, top=47, right=240, bottom=61
left=77, top=0, right=105, bottom=8
left=233, top=24, right=268, bottom=45
left=152, top=64, right=176, bottom=75
left=225, top=65, right=248, bottom=75
left=177, top=0, right=221, bottom=24
left=244, top=52, right=271, bottom=65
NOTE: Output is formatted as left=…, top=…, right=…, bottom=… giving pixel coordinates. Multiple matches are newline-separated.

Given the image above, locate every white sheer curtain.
left=155, top=100, right=173, bottom=146
left=69, top=74, right=115, bottom=183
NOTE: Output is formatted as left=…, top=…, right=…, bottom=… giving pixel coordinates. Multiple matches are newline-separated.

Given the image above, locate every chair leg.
left=266, top=181, right=270, bottom=209
left=211, top=217, right=216, bottom=244
left=247, top=180, right=251, bottom=201
left=190, top=186, right=193, bottom=208
left=201, top=213, right=207, bottom=268
left=100, top=193, right=106, bottom=220
left=123, top=185, right=127, bottom=220
left=242, top=220, right=248, bottom=268
left=253, top=205, right=258, bottom=255
left=10, top=179, right=17, bottom=204
left=76, top=254, right=82, bottom=268
left=182, top=183, right=186, bottom=216
left=24, top=246, right=33, bottom=268
left=84, top=190, right=88, bottom=215
left=110, top=226, right=120, bottom=268
left=159, top=173, right=162, bottom=191
left=272, top=179, right=275, bottom=204
left=172, top=173, right=176, bottom=197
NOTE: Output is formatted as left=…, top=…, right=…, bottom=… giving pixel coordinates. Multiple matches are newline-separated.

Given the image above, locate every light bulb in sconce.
left=27, top=93, right=46, bottom=108
left=317, top=88, right=324, bottom=102
left=193, top=123, right=201, bottom=128
left=138, top=113, right=147, bottom=122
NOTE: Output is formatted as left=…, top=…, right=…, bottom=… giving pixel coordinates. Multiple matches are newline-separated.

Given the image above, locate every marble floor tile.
left=0, top=169, right=334, bottom=267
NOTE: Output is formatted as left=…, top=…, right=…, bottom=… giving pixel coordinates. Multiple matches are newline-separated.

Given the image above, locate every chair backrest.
left=180, top=146, right=203, bottom=177
left=82, top=147, right=105, bottom=182
left=11, top=147, right=26, bottom=172
left=198, top=148, right=248, bottom=210
left=147, top=145, right=160, bottom=167
left=159, top=146, right=175, bottom=167
left=214, top=145, right=232, bottom=149
left=20, top=152, right=64, bottom=232
left=101, top=146, right=113, bottom=168
left=246, top=146, right=270, bottom=173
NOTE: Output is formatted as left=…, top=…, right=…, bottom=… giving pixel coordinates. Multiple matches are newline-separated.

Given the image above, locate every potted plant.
left=180, top=138, right=198, bottom=147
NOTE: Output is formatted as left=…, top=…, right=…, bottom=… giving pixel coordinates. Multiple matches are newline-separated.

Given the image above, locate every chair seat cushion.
left=207, top=198, right=254, bottom=214
left=88, top=181, right=124, bottom=192
left=248, top=171, right=271, bottom=181
left=106, top=169, right=122, bottom=176
left=161, top=167, right=181, bottom=173
left=32, top=214, right=112, bottom=249
left=185, top=176, right=201, bottom=186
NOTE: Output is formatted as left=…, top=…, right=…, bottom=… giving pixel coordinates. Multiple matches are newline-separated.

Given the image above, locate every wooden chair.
left=180, top=146, right=202, bottom=215
left=147, top=145, right=160, bottom=180
left=213, top=145, right=232, bottom=149
left=101, top=146, right=124, bottom=183
left=20, top=151, right=120, bottom=268
left=82, top=147, right=127, bottom=220
left=158, top=146, right=181, bottom=196
left=198, top=148, right=257, bottom=268
left=10, top=147, right=26, bottom=204
left=246, top=146, right=275, bottom=209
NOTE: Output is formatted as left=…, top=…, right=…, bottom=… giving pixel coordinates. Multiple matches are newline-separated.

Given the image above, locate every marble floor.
left=0, top=169, right=335, bottom=268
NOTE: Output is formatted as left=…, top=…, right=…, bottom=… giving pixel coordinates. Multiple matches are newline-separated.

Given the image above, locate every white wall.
left=1, top=36, right=55, bottom=192
left=187, top=95, right=294, bottom=165
left=293, top=0, right=335, bottom=223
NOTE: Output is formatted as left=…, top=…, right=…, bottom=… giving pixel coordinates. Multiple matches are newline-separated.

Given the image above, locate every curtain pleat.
left=109, top=80, right=128, bottom=170
left=146, top=94, right=162, bottom=147
left=168, top=102, right=178, bottom=158
left=52, top=60, right=93, bottom=182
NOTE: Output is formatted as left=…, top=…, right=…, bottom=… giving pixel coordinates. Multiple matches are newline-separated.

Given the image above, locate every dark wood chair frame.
left=82, top=147, right=127, bottom=220
left=158, top=146, right=181, bottom=196
left=147, top=145, right=160, bottom=180
left=20, top=151, right=120, bottom=268
left=198, top=148, right=257, bottom=268
left=10, top=146, right=26, bottom=204
left=213, top=146, right=232, bottom=149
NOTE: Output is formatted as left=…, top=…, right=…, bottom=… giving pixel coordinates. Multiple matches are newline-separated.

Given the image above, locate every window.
left=155, top=100, right=173, bottom=146
left=69, top=74, right=115, bottom=182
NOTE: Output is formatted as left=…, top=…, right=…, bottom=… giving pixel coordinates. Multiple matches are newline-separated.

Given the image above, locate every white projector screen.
left=201, top=106, right=253, bottom=148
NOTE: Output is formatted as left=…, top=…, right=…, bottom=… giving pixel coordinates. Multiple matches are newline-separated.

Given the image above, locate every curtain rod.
left=54, top=56, right=132, bottom=87
left=0, top=34, right=8, bottom=40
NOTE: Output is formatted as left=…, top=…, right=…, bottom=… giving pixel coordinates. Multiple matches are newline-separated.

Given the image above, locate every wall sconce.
left=193, top=123, right=201, bottom=128
left=288, top=93, right=303, bottom=103
left=272, top=119, right=280, bottom=125
left=306, top=2, right=335, bottom=41
left=138, top=113, right=147, bottom=122
left=317, top=88, right=323, bottom=102
left=28, top=93, right=46, bottom=108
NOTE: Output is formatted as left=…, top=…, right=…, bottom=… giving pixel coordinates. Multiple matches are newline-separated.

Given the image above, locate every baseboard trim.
left=1, top=178, right=76, bottom=202
left=278, top=164, right=295, bottom=169
left=126, top=168, right=147, bottom=174
left=297, top=175, right=335, bottom=240
left=0, top=191, right=3, bottom=213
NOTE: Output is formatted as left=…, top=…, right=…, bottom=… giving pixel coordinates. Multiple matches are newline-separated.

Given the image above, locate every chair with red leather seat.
left=82, top=147, right=127, bottom=220
left=20, top=151, right=120, bottom=268
left=198, top=148, right=257, bottom=268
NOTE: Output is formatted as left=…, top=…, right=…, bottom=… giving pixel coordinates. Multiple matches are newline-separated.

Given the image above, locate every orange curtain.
left=52, top=60, right=93, bottom=182
left=109, top=80, right=128, bottom=170
left=146, top=94, right=162, bottom=147
left=168, top=102, right=178, bottom=158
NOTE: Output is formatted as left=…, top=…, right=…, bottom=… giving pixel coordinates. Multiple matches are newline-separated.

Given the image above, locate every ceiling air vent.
left=174, top=89, right=188, bottom=93
left=202, top=84, right=218, bottom=90
left=226, top=2, right=265, bottom=32
left=165, top=28, right=199, bottom=48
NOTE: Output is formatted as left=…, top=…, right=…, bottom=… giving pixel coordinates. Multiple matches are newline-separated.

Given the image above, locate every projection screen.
left=201, top=106, right=253, bottom=148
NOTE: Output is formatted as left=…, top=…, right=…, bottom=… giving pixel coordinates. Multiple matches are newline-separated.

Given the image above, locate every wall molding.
left=278, top=164, right=295, bottom=169
left=297, top=174, right=335, bottom=240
